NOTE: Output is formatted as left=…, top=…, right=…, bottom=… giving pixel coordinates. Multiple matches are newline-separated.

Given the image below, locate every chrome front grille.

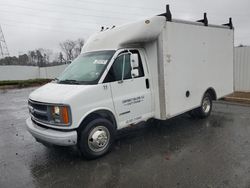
left=28, top=100, right=49, bottom=122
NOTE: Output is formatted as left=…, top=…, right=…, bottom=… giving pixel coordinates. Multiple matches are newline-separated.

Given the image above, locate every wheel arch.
left=200, top=87, right=217, bottom=106
left=200, top=87, right=217, bottom=105
left=77, top=108, right=117, bottom=133
left=204, top=87, right=217, bottom=100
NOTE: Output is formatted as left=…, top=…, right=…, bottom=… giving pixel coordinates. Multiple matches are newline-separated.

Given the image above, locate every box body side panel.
left=163, top=22, right=234, bottom=118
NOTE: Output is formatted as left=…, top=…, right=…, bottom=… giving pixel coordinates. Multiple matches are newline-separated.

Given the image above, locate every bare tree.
left=59, top=38, right=85, bottom=61
left=38, top=48, right=53, bottom=64
left=73, top=38, right=85, bottom=58
left=55, top=52, right=65, bottom=64
left=28, top=49, right=44, bottom=66
left=36, top=49, right=44, bottom=67
left=60, top=40, right=76, bottom=61
left=28, top=51, right=36, bottom=65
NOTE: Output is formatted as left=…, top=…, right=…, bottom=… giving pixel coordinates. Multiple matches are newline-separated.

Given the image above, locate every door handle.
left=145, top=78, right=149, bottom=89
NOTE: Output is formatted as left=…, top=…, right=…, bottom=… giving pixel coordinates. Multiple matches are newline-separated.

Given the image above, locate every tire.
left=78, top=118, right=115, bottom=159
left=194, top=93, right=213, bottom=118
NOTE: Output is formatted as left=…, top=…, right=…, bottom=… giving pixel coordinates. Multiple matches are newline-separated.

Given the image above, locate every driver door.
left=104, top=50, right=152, bottom=129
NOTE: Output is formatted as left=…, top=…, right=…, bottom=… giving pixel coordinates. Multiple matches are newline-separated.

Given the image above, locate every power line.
left=59, top=0, right=163, bottom=12
left=16, top=0, right=152, bottom=18
left=0, top=9, right=125, bottom=27
left=2, top=2, right=244, bottom=27
left=1, top=4, right=133, bottom=21
left=0, top=17, right=98, bottom=31
left=0, top=21, right=95, bottom=36
left=53, top=0, right=250, bottom=17
left=0, top=2, right=149, bottom=32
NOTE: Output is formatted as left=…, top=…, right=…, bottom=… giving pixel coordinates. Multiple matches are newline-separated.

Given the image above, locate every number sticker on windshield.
left=93, top=60, right=108, bottom=65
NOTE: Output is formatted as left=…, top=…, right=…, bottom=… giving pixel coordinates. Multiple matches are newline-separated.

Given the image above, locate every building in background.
left=234, top=46, right=250, bottom=92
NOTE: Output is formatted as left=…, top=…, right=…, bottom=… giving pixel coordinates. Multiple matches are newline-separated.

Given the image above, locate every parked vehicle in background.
left=26, top=5, right=234, bottom=159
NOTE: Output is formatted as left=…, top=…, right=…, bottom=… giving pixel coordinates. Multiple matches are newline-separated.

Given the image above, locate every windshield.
left=57, top=50, right=115, bottom=84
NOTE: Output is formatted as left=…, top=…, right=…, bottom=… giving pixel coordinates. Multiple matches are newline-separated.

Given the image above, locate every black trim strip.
left=119, top=111, right=131, bottom=116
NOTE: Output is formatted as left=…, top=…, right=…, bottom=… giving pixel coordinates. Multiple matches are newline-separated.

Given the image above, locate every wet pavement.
left=1, top=87, right=250, bottom=188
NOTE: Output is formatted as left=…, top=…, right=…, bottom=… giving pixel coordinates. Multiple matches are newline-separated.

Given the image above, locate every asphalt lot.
left=1, top=87, right=250, bottom=188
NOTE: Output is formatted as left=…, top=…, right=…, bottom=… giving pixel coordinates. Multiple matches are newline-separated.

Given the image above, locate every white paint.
left=162, top=21, right=234, bottom=118
left=81, top=15, right=234, bottom=120
left=82, top=16, right=166, bottom=53
left=26, top=15, right=234, bottom=147
left=29, top=82, right=116, bottom=130
left=26, top=118, right=77, bottom=146
left=108, top=67, right=152, bottom=129
left=0, top=64, right=68, bottom=80
left=234, top=46, right=250, bottom=92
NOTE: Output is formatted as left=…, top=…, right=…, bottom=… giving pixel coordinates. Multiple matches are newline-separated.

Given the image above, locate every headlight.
left=50, top=105, right=71, bottom=125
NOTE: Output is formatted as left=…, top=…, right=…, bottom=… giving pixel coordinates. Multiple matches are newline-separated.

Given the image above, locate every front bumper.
left=26, top=118, right=77, bottom=146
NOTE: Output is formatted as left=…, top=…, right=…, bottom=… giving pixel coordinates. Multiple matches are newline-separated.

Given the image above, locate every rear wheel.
left=189, top=93, right=213, bottom=119
left=78, top=118, right=115, bottom=159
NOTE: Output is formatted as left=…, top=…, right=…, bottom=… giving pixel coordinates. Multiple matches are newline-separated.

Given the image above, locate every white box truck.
left=26, top=5, right=234, bottom=159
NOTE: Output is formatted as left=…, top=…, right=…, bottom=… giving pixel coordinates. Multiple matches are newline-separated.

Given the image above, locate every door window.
left=104, top=51, right=144, bottom=83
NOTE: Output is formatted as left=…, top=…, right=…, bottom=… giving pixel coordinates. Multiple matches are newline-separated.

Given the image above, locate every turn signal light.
left=62, top=106, right=69, bottom=125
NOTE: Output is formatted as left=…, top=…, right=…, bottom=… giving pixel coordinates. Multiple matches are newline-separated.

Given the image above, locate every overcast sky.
left=0, top=0, right=249, bottom=56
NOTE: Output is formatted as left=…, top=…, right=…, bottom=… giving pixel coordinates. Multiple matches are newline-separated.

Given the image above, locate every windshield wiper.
left=58, top=79, right=81, bottom=85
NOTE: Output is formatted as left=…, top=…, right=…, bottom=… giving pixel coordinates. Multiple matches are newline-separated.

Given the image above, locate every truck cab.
left=27, top=48, right=154, bottom=159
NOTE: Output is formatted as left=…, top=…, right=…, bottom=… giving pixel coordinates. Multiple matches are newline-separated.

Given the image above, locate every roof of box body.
left=81, top=16, right=166, bottom=53
left=81, top=15, right=232, bottom=53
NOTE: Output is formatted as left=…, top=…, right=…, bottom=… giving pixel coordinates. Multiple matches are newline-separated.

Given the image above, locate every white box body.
left=151, top=21, right=234, bottom=119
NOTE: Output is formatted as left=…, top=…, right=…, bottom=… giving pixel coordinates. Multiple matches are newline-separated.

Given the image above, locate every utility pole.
left=0, top=25, right=10, bottom=59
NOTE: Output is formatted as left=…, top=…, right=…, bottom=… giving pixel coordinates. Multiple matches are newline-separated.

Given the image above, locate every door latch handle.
left=145, top=79, right=149, bottom=89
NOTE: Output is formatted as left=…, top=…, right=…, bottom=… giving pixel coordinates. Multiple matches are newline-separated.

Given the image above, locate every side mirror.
left=131, top=69, right=139, bottom=78
left=130, top=54, right=139, bottom=69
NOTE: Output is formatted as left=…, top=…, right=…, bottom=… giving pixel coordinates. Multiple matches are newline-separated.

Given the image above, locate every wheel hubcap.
left=88, top=126, right=110, bottom=152
left=202, top=97, right=211, bottom=114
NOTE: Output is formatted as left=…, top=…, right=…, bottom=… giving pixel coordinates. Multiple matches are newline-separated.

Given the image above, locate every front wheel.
left=78, top=118, right=115, bottom=159
left=189, top=93, right=213, bottom=119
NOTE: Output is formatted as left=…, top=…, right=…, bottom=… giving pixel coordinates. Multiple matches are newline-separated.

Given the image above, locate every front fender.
left=77, top=107, right=118, bottom=129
